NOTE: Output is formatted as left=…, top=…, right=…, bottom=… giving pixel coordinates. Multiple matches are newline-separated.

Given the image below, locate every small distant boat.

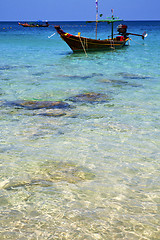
left=55, top=2, right=147, bottom=53
left=18, top=21, right=49, bottom=27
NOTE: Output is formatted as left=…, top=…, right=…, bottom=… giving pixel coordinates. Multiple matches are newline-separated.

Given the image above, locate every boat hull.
left=55, top=26, right=129, bottom=52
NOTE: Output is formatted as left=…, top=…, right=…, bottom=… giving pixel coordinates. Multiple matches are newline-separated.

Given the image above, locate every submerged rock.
left=0, top=65, right=17, bottom=71
left=0, top=65, right=32, bottom=71
left=1, top=161, right=95, bottom=190
left=3, top=100, right=71, bottom=110
left=1, top=178, right=53, bottom=190
left=66, top=92, right=111, bottom=103
left=58, top=73, right=103, bottom=80
left=99, top=79, right=128, bottom=85
left=40, top=161, right=96, bottom=183
left=116, top=72, right=150, bottom=79
left=99, top=79, right=141, bottom=87
left=36, top=109, right=77, bottom=118
left=36, top=109, right=67, bottom=117
left=32, top=71, right=49, bottom=76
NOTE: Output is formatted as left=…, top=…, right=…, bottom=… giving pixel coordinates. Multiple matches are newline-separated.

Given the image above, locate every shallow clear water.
left=0, top=21, right=160, bottom=239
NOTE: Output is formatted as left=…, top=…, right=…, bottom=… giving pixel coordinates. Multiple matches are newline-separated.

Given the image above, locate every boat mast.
left=95, top=0, right=98, bottom=39
left=111, top=9, right=114, bottom=39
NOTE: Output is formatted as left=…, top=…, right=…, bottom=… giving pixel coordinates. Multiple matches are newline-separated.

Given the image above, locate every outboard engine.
left=117, top=24, right=147, bottom=40
left=117, top=24, right=128, bottom=35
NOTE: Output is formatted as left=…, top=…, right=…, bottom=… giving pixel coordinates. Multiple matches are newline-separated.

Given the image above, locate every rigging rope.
left=78, top=35, right=88, bottom=57
left=130, top=38, right=144, bottom=46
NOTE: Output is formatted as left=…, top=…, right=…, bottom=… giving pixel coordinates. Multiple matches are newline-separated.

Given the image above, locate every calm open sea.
left=0, top=21, right=160, bottom=239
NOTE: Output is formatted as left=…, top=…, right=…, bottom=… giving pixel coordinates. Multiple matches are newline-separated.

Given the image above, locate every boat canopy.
left=87, top=16, right=123, bottom=23
left=87, top=16, right=123, bottom=39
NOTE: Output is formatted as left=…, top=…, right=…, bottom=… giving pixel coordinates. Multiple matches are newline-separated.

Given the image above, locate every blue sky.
left=0, top=0, right=159, bottom=21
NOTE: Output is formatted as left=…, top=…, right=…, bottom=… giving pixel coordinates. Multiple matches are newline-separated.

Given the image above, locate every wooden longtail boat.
left=55, top=22, right=147, bottom=53
left=54, top=4, right=147, bottom=53
left=18, top=21, right=49, bottom=27
left=55, top=25, right=130, bottom=52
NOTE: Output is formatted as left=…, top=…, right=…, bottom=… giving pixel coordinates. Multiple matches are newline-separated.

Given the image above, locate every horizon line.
left=0, top=19, right=160, bottom=22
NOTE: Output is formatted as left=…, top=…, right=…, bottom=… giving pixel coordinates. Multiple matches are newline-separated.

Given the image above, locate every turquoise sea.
left=0, top=21, right=160, bottom=239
